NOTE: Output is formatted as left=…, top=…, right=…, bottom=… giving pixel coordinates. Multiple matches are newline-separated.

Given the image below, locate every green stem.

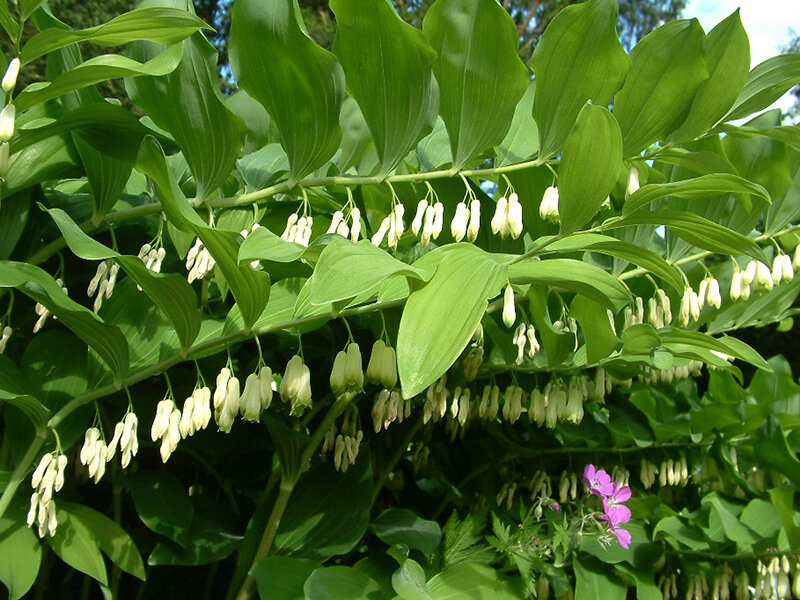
left=0, top=428, right=45, bottom=520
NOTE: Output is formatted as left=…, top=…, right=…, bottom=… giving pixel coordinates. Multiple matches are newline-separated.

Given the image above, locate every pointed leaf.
left=726, top=53, right=800, bottom=121
left=495, top=81, right=539, bottom=167
left=0, top=517, right=41, bottom=600
left=0, top=355, right=49, bottom=431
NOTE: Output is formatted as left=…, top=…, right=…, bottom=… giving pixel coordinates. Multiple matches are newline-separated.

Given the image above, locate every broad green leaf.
left=508, top=259, right=631, bottom=312
left=769, top=488, right=800, bottom=549
left=397, top=246, right=507, bottom=398
left=48, top=510, right=108, bottom=586
left=238, top=226, right=305, bottom=264
left=74, top=134, right=132, bottom=219
left=654, top=148, right=738, bottom=176
left=127, top=7, right=244, bottom=200
left=670, top=10, right=750, bottom=141
left=46, top=207, right=201, bottom=351
left=543, top=235, right=684, bottom=291
left=304, top=566, right=383, bottom=600
left=227, top=90, right=276, bottom=154
left=531, top=0, right=630, bottom=158
left=337, top=97, right=377, bottom=174
left=427, top=562, right=522, bottom=600
left=570, top=295, right=619, bottom=364
left=623, top=173, right=770, bottom=214
left=0, top=355, right=49, bottom=430
left=147, top=515, right=240, bottom=566
left=3, top=134, right=80, bottom=196
left=601, top=211, right=766, bottom=262
left=0, top=190, right=30, bottom=260
left=557, top=103, right=622, bottom=234
left=136, top=137, right=270, bottom=330
left=739, top=499, right=781, bottom=540
left=60, top=502, right=145, bottom=580
left=495, top=81, right=538, bottom=167
left=755, top=416, right=800, bottom=488
left=0, top=261, right=129, bottom=382
left=719, top=123, right=800, bottom=152
left=0, top=4, right=18, bottom=41
left=726, top=53, right=800, bottom=121
left=230, top=0, right=345, bottom=180
left=658, top=329, right=769, bottom=370
left=14, top=45, right=184, bottom=113
left=127, top=469, right=194, bottom=545
left=252, top=556, right=318, bottom=600
left=704, top=494, right=759, bottom=548
left=19, top=7, right=209, bottom=63
left=371, top=509, right=442, bottom=558
left=310, top=239, right=429, bottom=306
left=331, top=0, right=438, bottom=174
left=416, top=117, right=452, bottom=171
left=274, top=454, right=372, bottom=562
left=0, top=517, right=41, bottom=600
left=573, top=558, right=626, bottom=600
left=613, top=19, right=708, bottom=156
left=422, top=0, right=528, bottom=169
left=393, top=559, right=431, bottom=600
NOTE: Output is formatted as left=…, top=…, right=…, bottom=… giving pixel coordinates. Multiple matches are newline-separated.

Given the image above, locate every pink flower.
left=602, top=483, right=632, bottom=525
left=611, top=526, right=631, bottom=549
left=552, top=502, right=560, bottom=512
left=583, top=464, right=614, bottom=497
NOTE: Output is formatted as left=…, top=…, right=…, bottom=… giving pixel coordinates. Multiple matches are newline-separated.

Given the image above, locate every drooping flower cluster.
left=327, top=207, right=361, bottom=242
left=186, top=238, right=216, bottom=283
left=326, top=407, right=364, bottom=472
left=411, top=198, right=444, bottom=248
left=33, top=278, right=67, bottom=333
left=512, top=322, right=540, bottom=364
left=371, top=389, right=411, bottom=432
left=583, top=464, right=632, bottom=549
left=239, top=367, right=273, bottom=422
left=87, top=260, right=120, bottom=313
left=213, top=368, right=239, bottom=432
left=80, top=412, right=139, bottom=480
left=330, top=343, right=364, bottom=396
left=756, top=557, right=795, bottom=599
left=450, top=199, right=481, bottom=242
left=137, top=243, right=167, bottom=274
left=281, top=214, right=313, bottom=247
left=731, top=256, right=795, bottom=300
left=151, top=399, right=182, bottom=461
left=538, top=186, right=559, bottom=221
left=491, top=192, right=523, bottom=239
left=280, top=355, right=312, bottom=415
left=658, top=456, right=689, bottom=487
left=371, top=204, right=405, bottom=250
left=179, top=386, right=213, bottom=436
left=365, top=340, right=397, bottom=389
left=27, top=452, right=67, bottom=538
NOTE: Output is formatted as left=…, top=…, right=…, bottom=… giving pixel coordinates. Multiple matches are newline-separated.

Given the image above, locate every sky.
left=683, top=0, right=800, bottom=113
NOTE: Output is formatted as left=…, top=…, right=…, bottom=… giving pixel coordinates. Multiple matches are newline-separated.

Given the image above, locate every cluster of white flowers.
left=557, top=471, right=578, bottom=504
left=330, top=343, right=364, bottom=396
left=678, top=286, right=702, bottom=325
left=33, top=278, right=67, bottom=333
left=639, top=459, right=657, bottom=489
left=239, top=368, right=273, bottom=423
left=461, top=345, right=483, bottom=380
left=280, top=355, right=312, bottom=415
left=213, top=369, right=239, bottom=432
left=538, top=186, right=559, bottom=221
left=186, top=238, right=216, bottom=283
left=422, top=375, right=449, bottom=424
left=365, top=340, right=398, bottom=389
left=27, top=452, right=66, bottom=538
left=87, top=260, right=120, bottom=313
left=151, top=400, right=181, bottom=461
left=626, top=168, right=640, bottom=199
left=371, top=204, right=405, bottom=250
left=333, top=409, right=363, bottom=472
left=610, top=465, right=630, bottom=487
left=756, top=558, right=795, bottom=600
left=657, top=456, right=689, bottom=487
left=495, top=481, right=518, bottom=510
left=0, top=325, right=11, bottom=353
left=529, top=377, right=588, bottom=427
left=731, top=255, right=795, bottom=301
left=529, top=470, right=554, bottom=503
left=179, top=386, right=213, bottom=437
left=710, top=564, right=735, bottom=600
left=643, top=291, right=674, bottom=328
left=327, top=207, right=361, bottom=242
left=371, top=389, right=411, bottom=432
left=640, top=360, right=703, bottom=385
left=686, top=573, right=710, bottom=600
left=281, top=214, right=313, bottom=247
left=512, top=323, right=540, bottom=365
left=137, top=243, right=167, bottom=274
left=0, top=58, right=16, bottom=177
left=449, top=199, right=481, bottom=243
left=698, top=276, right=723, bottom=310
left=491, top=192, right=523, bottom=238
left=657, top=574, right=679, bottom=600
left=81, top=412, right=139, bottom=480
left=411, top=198, right=444, bottom=248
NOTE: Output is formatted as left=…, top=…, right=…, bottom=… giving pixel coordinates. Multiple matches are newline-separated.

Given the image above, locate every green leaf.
left=230, top=0, right=345, bottom=180
left=427, top=562, right=521, bottom=600
left=127, top=469, right=194, bottom=546
left=543, top=235, right=684, bottom=291
left=252, top=556, right=318, bottom=600
left=0, top=4, right=19, bottom=41
left=73, top=133, right=132, bottom=219
left=0, top=355, right=49, bottom=430
left=393, top=559, right=431, bottom=600
left=304, top=566, right=384, bottom=600
left=422, top=0, right=528, bottom=169
left=3, top=134, right=80, bottom=196
left=704, top=494, right=759, bottom=548
left=136, top=137, right=270, bottom=330
left=19, top=7, right=209, bottom=64
left=0, top=190, right=30, bottom=260
left=531, top=0, right=630, bottom=158
left=127, top=13, right=244, bottom=200
left=495, top=81, right=539, bottom=167
left=557, top=103, right=622, bottom=234
left=397, top=246, right=507, bottom=398
left=658, top=329, right=769, bottom=370
left=601, top=211, right=766, bottom=262
left=755, top=416, right=800, bottom=488
left=15, top=45, right=183, bottom=113
left=239, top=226, right=305, bottom=264
left=613, top=19, right=708, bottom=156
left=60, top=502, right=145, bottom=580
left=274, top=453, right=372, bottom=562
left=0, top=261, right=129, bottom=382
left=330, top=0, right=437, bottom=174
left=371, top=509, right=442, bottom=558
left=740, top=499, right=782, bottom=540
left=0, top=517, right=41, bottom=600
left=46, top=207, right=201, bottom=351
left=508, top=259, right=631, bottom=312
left=726, top=53, right=800, bottom=121
left=310, top=239, right=429, bottom=306
left=573, top=558, right=626, bottom=600
left=48, top=510, right=108, bottom=586
left=623, top=173, right=770, bottom=215
left=147, top=515, right=240, bottom=566
left=669, top=10, right=750, bottom=141
left=264, top=415, right=310, bottom=485
left=570, top=295, right=619, bottom=364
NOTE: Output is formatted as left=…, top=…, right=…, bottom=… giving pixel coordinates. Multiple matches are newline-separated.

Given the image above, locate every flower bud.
left=281, top=355, right=312, bottom=415
left=538, top=186, right=559, bottom=221
left=772, top=254, right=785, bottom=284
left=371, top=216, right=391, bottom=246
left=258, top=366, right=273, bottom=410
left=350, top=207, right=361, bottom=242
left=507, top=193, right=523, bottom=239
left=106, top=421, right=124, bottom=460
left=450, top=202, right=469, bottom=242
left=502, top=284, right=516, bottom=327
left=625, top=167, right=640, bottom=198
left=240, top=373, right=262, bottom=422
left=431, top=202, right=444, bottom=238
left=782, top=254, right=794, bottom=282
left=706, top=278, right=721, bottom=309
left=2, top=58, right=19, bottom=93
left=491, top=196, right=507, bottom=234
left=345, top=343, right=364, bottom=390
left=366, top=340, right=386, bottom=384
left=330, top=350, right=347, bottom=394
left=467, top=199, right=481, bottom=242
left=0, top=103, right=14, bottom=142
left=755, top=261, right=773, bottom=290
left=412, top=200, right=427, bottom=236
left=327, top=211, right=344, bottom=234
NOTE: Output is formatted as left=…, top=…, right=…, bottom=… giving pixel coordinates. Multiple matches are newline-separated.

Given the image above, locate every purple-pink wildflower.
left=583, top=464, right=614, bottom=497
left=552, top=502, right=560, bottom=512
left=602, top=483, right=632, bottom=525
